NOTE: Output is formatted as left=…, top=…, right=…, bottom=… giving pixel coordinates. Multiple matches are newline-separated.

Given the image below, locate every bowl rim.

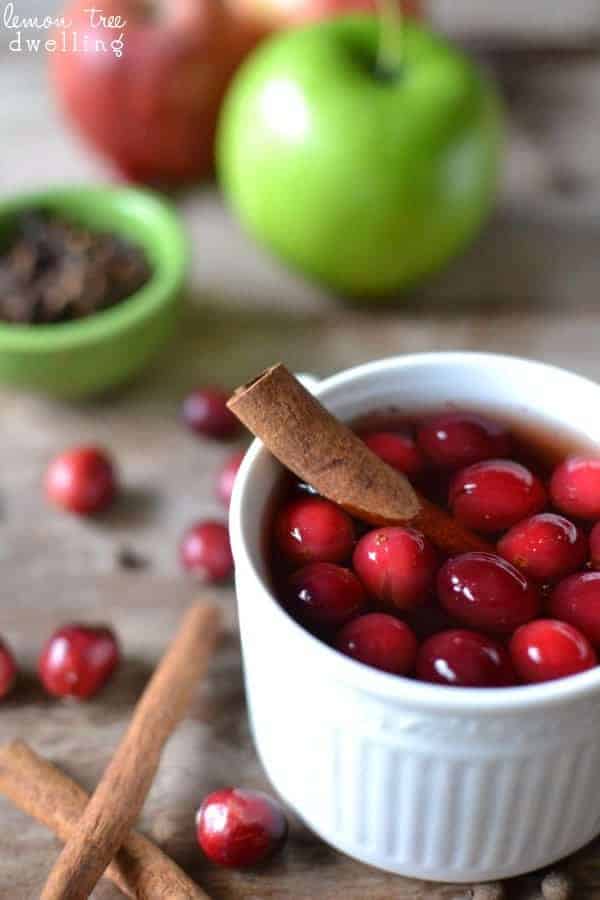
left=0, top=185, right=187, bottom=350
left=231, top=350, right=600, bottom=715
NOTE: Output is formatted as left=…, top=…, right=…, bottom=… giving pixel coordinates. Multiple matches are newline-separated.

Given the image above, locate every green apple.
left=217, top=18, right=502, bottom=297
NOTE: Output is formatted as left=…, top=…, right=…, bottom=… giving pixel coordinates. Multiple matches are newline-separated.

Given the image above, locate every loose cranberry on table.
left=182, top=387, right=240, bottom=440
left=335, top=613, right=417, bottom=675
left=550, top=457, right=600, bottom=519
left=416, top=412, right=511, bottom=470
left=45, top=446, right=117, bottom=516
left=287, top=562, right=367, bottom=633
left=180, top=521, right=233, bottom=582
left=275, top=496, right=354, bottom=565
left=416, top=629, right=517, bottom=687
left=360, top=430, right=425, bottom=477
left=449, top=459, right=546, bottom=534
left=549, top=572, right=600, bottom=648
left=353, top=526, right=437, bottom=612
left=196, top=788, right=287, bottom=868
left=497, top=513, right=588, bottom=582
left=217, top=450, right=245, bottom=507
left=0, top=638, right=17, bottom=700
left=437, top=552, right=540, bottom=634
left=38, top=625, right=120, bottom=700
left=510, top=619, right=597, bottom=684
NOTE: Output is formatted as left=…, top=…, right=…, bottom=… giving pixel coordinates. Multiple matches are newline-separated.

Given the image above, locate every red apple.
left=50, top=0, right=266, bottom=185
left=227, top=0, right=421, bottom=30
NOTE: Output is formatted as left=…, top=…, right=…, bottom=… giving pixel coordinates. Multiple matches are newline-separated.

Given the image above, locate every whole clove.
left=0, top=210, right=151, bottom=325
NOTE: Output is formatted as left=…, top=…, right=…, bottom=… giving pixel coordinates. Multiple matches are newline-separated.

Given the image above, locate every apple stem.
left=376, top=0, right=404, bottom=79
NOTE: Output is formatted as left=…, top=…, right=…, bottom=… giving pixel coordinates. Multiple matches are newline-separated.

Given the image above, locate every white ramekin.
left=230, top=352, right=600, bottom=883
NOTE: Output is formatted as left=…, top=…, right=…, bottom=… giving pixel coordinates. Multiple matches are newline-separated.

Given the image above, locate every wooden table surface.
left=1, top=3, right=600, bottom=898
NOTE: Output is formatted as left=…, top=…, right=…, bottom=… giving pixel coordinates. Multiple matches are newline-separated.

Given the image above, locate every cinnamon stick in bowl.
left=228, top=363, right=491, bottom=555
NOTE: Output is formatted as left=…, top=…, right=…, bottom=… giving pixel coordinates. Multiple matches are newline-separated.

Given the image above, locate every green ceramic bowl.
left=0, top=186, right=188, bottom=397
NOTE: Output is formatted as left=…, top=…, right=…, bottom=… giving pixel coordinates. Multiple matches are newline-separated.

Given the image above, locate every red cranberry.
left=416, top=629, right=517, bottom=687
left=550, top=457, right=600, bottom=520
left=0, top=639, right=17, bottom=700
left=497, top=513, right=588, bottom=582
left=417, top=412, right=511, bottom=469
left=275, top=497, right=354, bottom=565
left=360, top=430, right=425, bottom=478
left=45, top=446, right=116, bottom=516
left=217, top=450, right=245, bottom=507
left=591, top=522, right=600, bottom=569
left=182, top=388, right=240, bottom=439
left=549, top=572, right=600, bottom=647
left=449, top=459, right=546, bottom=534
left=180, top=521, right=233, bottom=582
left=287, top=562, right=367, bottom=632
left=334, top=613, right=417, bottom=674
left=510, top=619, right=597, bottom=684
left=437, top=552, right=540, bottom=634
left=353, top=527, right=437, bottom=612
left=196, top=788, right=287, bottom=868
left=39, top=625, right=120, bottom=699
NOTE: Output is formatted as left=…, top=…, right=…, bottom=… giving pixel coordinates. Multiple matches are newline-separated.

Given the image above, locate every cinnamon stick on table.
left=228, top=364, right=491, bottom=554
left=40, top=602, right=220, bottom=900
left=0, top=740, right=210, bottom=900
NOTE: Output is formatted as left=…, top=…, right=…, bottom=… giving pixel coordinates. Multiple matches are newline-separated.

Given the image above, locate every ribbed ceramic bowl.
left=230, top=352, right=600, bottom=882
left=0, top=186, right=187, bottom=397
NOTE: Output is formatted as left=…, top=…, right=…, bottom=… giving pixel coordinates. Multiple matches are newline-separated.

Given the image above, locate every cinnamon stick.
left=41, top=602, right=220, bottom=900
left=228, top=364, right=491, bottom=554
left=0, top=740, right=209, bottom=900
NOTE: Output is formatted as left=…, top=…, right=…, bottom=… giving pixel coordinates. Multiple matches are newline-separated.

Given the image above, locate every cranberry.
left=437, top=552, right=540, bottom=634
left=196, top=788, right=287, bottom=868
left=549, top=572, right=600, bottom=647
left=180, top=521, right=233, bottom=582
left=497, top=513, right=588, bottom=582
left=510, top=619, right=597, bottom=684
left=360, top=430, right=425, bottom=478
left=550, top=457, right=600, bottom=519
left=591, top=522, right=600, bottom=569
left=217, top=450, right=245, bottom=507
left=417, top=412, right=511, bottom=469
left=275, top=497, right=354, bottom=566
left=39, top=625, right=120, bottom=699
left=0, top=639, right=17, bottom=699
left=334, top=613, right=417, bottom=674
left=416, top=629, right=517, bottom=687
left=353, top=527, right=437, bottom=612
left=45, top=446, right=116, bottom=516
left=287, top=562, right=367, bottom=632
left=182, top=388, right=240, bottom=439
left=449, top=459, right=546, bottom=534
